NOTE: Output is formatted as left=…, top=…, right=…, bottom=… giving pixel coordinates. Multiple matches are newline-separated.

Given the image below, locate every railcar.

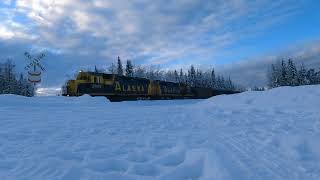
left=62, top=71, right=239, bottom=101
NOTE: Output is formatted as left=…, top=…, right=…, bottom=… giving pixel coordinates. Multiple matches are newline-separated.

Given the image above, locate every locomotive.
left=62, top=71, right=239, bottom=101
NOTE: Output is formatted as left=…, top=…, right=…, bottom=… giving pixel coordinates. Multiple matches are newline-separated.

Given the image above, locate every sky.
left=0, top=0, right=320, bottom=94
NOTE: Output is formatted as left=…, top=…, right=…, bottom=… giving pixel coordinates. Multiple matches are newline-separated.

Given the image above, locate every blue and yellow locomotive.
left=62, top=71, right=238, bottom=101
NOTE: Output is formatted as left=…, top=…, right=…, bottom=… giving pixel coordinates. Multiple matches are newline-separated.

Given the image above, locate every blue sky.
left=0, top=0, right=320, bottom=91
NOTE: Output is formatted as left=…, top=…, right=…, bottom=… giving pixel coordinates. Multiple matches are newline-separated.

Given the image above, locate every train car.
left=62, top=71, right=239, bottom=101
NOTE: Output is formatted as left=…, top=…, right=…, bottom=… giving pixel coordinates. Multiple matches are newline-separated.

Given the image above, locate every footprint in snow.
left=155, top=149, right=186, bottom=167
left=86, top=159, right=129, bottom=173
left=130, top=163, right=160, bottom=176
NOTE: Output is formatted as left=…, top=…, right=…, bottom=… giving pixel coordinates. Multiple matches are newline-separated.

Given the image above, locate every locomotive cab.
left=63, top=71, right=116, bottom=96
left=62, top=80, right=78, bottom=96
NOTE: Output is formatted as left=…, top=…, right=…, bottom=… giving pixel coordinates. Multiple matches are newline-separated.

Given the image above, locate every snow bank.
left=0, top=85, right=319, bottom=180
left=0, top=94, right=110, bottom=107
left=202, top=85, right=320, bottom=111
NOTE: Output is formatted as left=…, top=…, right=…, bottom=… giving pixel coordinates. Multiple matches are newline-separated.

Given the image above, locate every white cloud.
left=36, top=87, right=61, bottom=96
left=0, top=0, right=316, bottom=88
left=0, top=26, right=14, bottom=39
left=8, top=0, right=303, bottom=61
left=220, top=40, right=320, bottom=87
left=3, top=0, right=11, bottom=5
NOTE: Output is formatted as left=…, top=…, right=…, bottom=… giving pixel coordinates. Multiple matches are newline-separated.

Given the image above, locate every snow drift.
left=0, top=85, right=319, bottom=180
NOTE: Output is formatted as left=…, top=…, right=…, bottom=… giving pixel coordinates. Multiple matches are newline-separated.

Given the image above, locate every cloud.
left=36, top=87, right=61, bottom=96
left=6, top=0, right=304, bottom=60
left=220, top=41, right=320, bottom=87
left=2, top=0, right=11, bottom=6
left=0, top=25, right=14, bottom=39
left=0, top=0, right=316, bottom=93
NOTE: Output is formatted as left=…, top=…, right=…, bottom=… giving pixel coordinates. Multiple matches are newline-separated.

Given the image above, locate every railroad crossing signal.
left=24, top=52, right=46, bottom=84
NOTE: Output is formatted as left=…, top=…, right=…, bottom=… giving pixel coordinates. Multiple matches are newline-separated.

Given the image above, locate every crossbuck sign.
left=24, top=52, right=46, bottom=84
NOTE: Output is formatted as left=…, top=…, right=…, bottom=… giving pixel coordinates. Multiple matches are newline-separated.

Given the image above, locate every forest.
left=1, top=56, right=319, bottom=97
left=0, top=59, right=35, bottom=96
left=268, top=59, right=320, bottom=88
left=97, top=57, right=237, bottom=91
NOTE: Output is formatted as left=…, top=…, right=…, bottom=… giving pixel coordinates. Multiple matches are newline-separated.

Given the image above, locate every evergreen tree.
left=117, top=56, right=123, bottom=76
left=179, top=69, right=184, bottom=83
left=211, top=68, right=216, bottom=88
left=190, top=65, right=196, bottom=87
left=279, top=60, right=288, bottom=86
left=268, top=59, right=320, bottom=88
left=268, top=64, right=277, bottom=88
left=134, top=65, right=146, bottom=78
left=0, top=59, right=35, bottom=96
left=216, top=76, right=222, bottom=89
left=307, top=69, right=317, bottom=84
left=316, top=69, right=320, bottom=84
left=108, top=63, right=117, bottom=74
left=195, top=69, right=202, bottom=87
left=0, top=64, right=3, bottom=93
left=125, top=60, right=134, bottom=77
left=174, top=70, right=179, bottom=83
left=220, top=76, right=225, bottom=89
left=297, top=64, right=308, bottom=85
left=225, top=77, right=235, bottom=91
left=286, top=59, right=298, bottom=86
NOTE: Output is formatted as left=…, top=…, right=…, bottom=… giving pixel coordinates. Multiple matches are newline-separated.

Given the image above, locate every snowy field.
left=0, top=85, right=320, bottom=180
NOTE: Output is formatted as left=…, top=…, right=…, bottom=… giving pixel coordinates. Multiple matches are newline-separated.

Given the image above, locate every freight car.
left=62, top=71, right=239, bottom=101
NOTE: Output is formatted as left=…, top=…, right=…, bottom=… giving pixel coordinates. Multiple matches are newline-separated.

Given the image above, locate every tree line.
left=268, top=59, right=320, bottom=88
left=0, top=59, right=35, bottom=96
left=95, top=57, right=237, bottom=91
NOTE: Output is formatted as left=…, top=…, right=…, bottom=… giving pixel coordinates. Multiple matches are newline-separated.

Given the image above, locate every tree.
left=267, top=64, right=277, bottom=88
left=297, top=64, right=308, bottom=85
left=225, top=77, right=235, bottom=91
left=268, top=59, right=320, bottom=88
left=125, top=60, right=134, bottom=77
left=179, top=68, right=184, bottom=83
left=117, top=56, right=123, bottom=76
left=107, top=63, right=117, bottom=74
left=307, top=69, right=317, bottom=84
left=316, top=69, right=320, bottom=84
left=280, top=60, right=288, bottom=86
left=286, top=59, right=298, bottom=86
left=173, top=70, right=179, bottom=83
left=211, top=68, right=216, bottom=88
left=189, top=65, right=196, bottom=87
left=134, top=65, right=146, bottom=78
left=195, top=69, right=203, bottom=87
left=104, top=61, right=238, bottom=90
left=0, top=59, right=35, bottom=96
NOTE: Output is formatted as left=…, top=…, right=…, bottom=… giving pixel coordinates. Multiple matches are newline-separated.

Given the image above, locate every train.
left=62, top=71, right=240, bottom=102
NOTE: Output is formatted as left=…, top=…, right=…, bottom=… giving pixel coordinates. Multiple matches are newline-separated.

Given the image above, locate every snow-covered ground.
left=0, top=85, right=320, bottom=180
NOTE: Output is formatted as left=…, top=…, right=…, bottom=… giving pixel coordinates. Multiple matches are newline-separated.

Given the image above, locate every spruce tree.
left=190, top=65, right=196, bottom=87
left=307, top=69, right=316, bottom=84
left=297, top=64, right=308, bottom=85
left=0, top=60, right=35, bottom=96
left=211, top=68, right=216, bottom=88
left=108, top=63, right=116, bottom=74
left=179, top=69, right=184, bottom=83
left=286, top=59, right=298, bottom=86
left=125, top=60, right=134, bottom=77
left=280, top=60, right=288, bottom=86
left=117, top=56, right=123, bottom=76
left=267, top=64, right=277, bottom=88
left=174, top=70, right=179, bottom=83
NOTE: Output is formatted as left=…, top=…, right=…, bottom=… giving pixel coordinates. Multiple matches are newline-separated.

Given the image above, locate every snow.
left=0, top=85, right=320, bottom=180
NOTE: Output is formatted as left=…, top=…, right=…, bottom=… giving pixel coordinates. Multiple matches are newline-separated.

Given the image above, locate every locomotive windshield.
left=77, top=73, right=89, bottom=80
